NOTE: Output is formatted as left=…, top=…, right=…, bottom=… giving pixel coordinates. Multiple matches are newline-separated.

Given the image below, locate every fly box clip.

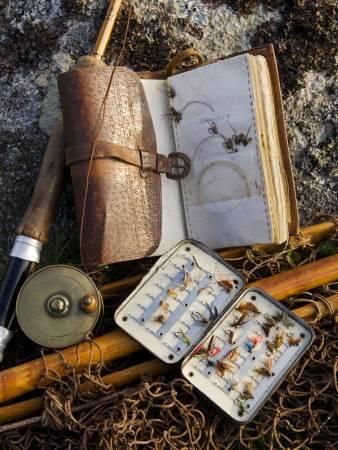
left=115, top=240, right=314, bottom=423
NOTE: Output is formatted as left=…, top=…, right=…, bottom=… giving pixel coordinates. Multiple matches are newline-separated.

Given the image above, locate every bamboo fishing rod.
left=0, top=293, right=337, bottom=426
left=248, top=253, right=338, bottom=299
left=91, top=0, right=124, bottom=60
left=0, top=252, right=337, bottom=405
left=100, top=220, right=338, bottom=296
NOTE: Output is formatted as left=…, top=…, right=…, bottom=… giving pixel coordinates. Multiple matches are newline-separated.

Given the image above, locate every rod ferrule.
left=10, top=236, right=42, bottom=263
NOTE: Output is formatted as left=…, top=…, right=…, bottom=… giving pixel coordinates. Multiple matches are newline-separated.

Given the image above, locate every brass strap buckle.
left=140, top=150, right=191, bottom=179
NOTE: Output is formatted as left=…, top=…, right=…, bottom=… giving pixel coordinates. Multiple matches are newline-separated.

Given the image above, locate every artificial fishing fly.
left=230, top=313, right=249, bottom=328
left=197, top=286, right=213, bottom=295
left=228, top=329, right=239, bottom=344
left=263, top=313, right=276, bottom=324
left=224, top=137, right=237, bottom=152
left=206, top=303, right=218, bottom=321
left=259, top=314, right=276, bottom=337
left=214, top=274, right=234, bottom=292
left=239, top=382, right=255, bottom=400
left=154, top=313, right=167, bottom=324
left=154, top=302, right=170, bottom=323
left=167, top=288, right=178, bottom=299
left=191, top=342, right=208, bottom=357
left=180, top=268, right=192, bottom=290
left=209, top=344, right=222, bottom=357
left=192, top=337, right=221, bottom=360
left=207, top=335, right=215, bottom=353
left=159, top=300, right=170, bottom=312
left=287, top=334, right=301, bottom=347
left=253, top=366, right=271, bottom=377
left=243, top=334, right=263, bottom=352
left=236, top=399, right=248, bottom=416
left=273, top=333, right=284, bottom=349
left=272, top=311, right=293, bottom=328
left=253, top=357, right=273, bottom=377
left=206, top=358, right=217, bottom=367
left=227, top=378, right=239, bottom=391
left=235, top=302, right=259, bottom=315
left=266, top=333, right=284, bottom=353
left=204, top=335, right=222, bottom=357
left=228, top=122, right=253, bottom=147
left=191, top=303, right=218, bottom=324
left=175, top=329, right=191, bottom=345
left=271, top=311, right=283, bottom=322
left=166, top=85, right=176, bottom=98
left=207, top=121, right=218, bottom=135
left=225, top=346, right=240, bottom=362
left=216, top=359, right=235, bottom=377
left=191, top=311, right=209, bottom=324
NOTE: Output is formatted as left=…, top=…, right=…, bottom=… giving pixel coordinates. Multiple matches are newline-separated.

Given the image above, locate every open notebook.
left=140, top=46, right=298, bottom=256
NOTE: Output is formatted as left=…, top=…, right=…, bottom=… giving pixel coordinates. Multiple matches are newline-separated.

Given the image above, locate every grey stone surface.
left=0, top=0, right=336, bottom=275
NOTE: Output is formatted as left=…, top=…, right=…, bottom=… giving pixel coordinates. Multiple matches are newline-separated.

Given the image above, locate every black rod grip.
left=0, top=257, right=32, bottom=327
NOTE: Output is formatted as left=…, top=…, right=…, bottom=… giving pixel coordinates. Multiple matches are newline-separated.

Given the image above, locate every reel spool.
left=16, top=265, right=103, bottom=349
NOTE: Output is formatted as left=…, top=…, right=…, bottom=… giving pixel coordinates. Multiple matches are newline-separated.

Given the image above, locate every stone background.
left=0, top=0, right=337, bottom=275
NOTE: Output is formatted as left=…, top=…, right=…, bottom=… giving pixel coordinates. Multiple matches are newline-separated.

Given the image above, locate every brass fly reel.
left=16, top=265, right=103, bottom=349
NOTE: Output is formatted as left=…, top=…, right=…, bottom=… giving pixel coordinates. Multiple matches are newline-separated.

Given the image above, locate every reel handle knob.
left=81, top=295, right=98, bottom=314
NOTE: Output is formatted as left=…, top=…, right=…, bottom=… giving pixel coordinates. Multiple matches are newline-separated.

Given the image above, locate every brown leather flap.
left=58, top=66, right=162, bottom=266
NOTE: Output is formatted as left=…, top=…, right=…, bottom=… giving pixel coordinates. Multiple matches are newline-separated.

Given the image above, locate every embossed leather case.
left=58, top=66, right=162, bottom=266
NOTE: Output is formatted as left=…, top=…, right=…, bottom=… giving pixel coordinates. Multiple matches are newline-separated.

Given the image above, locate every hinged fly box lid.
left=181, top=287, right=314, bottom=423
left=115, top=240, right=245, bottom=364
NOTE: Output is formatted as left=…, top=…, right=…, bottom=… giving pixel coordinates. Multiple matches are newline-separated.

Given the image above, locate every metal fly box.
left=181, top=287, right=314, bottom=423
left=115, top=240, right=314, bottom=423
left=115, top=241, right=244, bottom=363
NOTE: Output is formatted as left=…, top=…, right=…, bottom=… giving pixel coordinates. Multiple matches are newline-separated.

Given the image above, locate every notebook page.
left=168, top=54, right=273, bottom=248
left=141, top=79, right=187, bottom=255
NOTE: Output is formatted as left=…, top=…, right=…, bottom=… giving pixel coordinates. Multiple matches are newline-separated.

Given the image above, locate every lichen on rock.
left=0, top=0, right=336, bottom=276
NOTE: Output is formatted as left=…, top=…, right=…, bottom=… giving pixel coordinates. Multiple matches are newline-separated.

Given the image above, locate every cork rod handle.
left=16, top=120, right=65, bottom=242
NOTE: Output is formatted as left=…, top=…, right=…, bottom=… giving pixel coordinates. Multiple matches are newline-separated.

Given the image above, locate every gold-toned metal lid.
left=16, top=265, right=103, bottom=349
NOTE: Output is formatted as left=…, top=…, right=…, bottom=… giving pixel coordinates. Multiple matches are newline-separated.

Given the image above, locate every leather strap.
left=65, top=141, right=190, bottom=179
